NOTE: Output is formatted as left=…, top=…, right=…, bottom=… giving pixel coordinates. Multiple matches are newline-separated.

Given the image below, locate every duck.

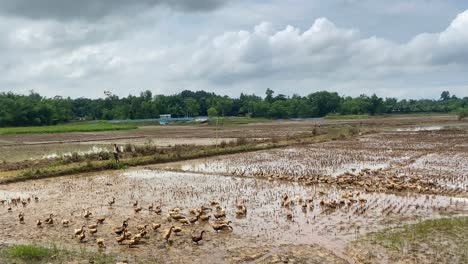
left=36, top=220, right=42, bottom=227
left=211, top=221, right=233, bottom=232
left=89, top=228, right=98, bottom=235
left=163, top=226, right=175, bottom=242
left=127, top=237, right=139, bottom=248
left=124, top=231, right=133, bottom=239
left=133, top=200, right=138, bottom=207
left=214, top=210, right=226, bottom=219
left=235, top=205, right=247, bottom=216
left=191, top=231, right=207, bottom=244
left=83, top=210, right=92, bottom=218
left=189, top=215, right=200, bottom=224
left=116, top=232, right=126, bottom=244
left=97, top=217, right=106, bottom=224
left=62, top=219, right=70, bottom=227
left=18, top=213, right=24, bottom=223
left=154, top=206, right=162, bottom=215
left=45, top=214, right=54, bottom=225
left=108, top=197, right=115, bottom=206
left=173, top=226, right=182, bottom=235
left=152, top=223, right=161, bottom=231
left=137, top=224, right=148, bottom=232
left=148, top=203, right=154, bottom=211
left=78, top=231, right=86, bottom=242
left=96, top=238, right=105, bottom=248
left=134, top=206, right=142, bottom=213
left=134, top=229, right=147, bottom=240
left=170, top=213, right=186, bottom=221
left=200, top=205, right=212, bottom=212
left=88, top=221, right=99, bottom=229
left=179, top=218, right=191, bottom=225
left=74, top=225, right=85, bottom=236
left=114, top=220, right=129, bottom=235
left=200, top=214, right=211, bottom=221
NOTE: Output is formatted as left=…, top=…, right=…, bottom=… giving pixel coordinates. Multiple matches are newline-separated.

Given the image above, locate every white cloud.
left=166, top=9, right=468, bottom=86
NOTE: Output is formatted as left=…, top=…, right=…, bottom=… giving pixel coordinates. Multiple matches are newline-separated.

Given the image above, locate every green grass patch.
left=3, top=245, right=52, bottom=261
left=383, top=112, right=456, bottom=117
left=324, top=114, right=369, bottom=120
left=357, top=217, right=468, bottom=263
left=0, top=244, right=116, bottom=264
left=208, top=117, right=271, bottom=126
left=0, top=122, right=137, bottom=135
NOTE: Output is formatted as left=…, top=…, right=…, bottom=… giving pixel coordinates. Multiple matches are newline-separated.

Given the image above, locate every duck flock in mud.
left=2, top=195, right=249, bottom=249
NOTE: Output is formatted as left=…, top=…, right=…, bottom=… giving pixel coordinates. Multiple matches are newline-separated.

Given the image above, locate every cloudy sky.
left=0, top=0, right=467, bottom=99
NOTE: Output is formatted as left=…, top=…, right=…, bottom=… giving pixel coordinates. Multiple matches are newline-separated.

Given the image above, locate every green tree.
left=207, top=107, right=218, bottom=117
left=185, top=98, right=200, bottom=117
left=265, top=88, right=274, bottom=104
left=440, top=91, right=451, bottom=101
left=458, top=108, right=467, bottom=121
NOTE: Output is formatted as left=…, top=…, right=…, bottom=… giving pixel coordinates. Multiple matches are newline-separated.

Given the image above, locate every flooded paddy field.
left=0, top=138, right=240, bottom=163
left=0, top=116, right=467, bottom=263
left=0, top=114, right=459, bottom=163
left=1, top=169, right=467, bottom=263
left=160, top=129, right=468, bottom=197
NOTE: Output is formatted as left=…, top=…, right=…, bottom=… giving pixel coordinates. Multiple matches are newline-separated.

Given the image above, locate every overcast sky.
left=0, top=0, right=467, bottom=99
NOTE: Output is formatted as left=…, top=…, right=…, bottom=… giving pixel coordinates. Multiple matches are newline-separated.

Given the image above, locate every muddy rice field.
left=0, top=118, right=467, bottom=263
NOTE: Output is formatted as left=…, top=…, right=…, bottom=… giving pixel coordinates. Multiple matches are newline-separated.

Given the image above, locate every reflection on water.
left=394, top=125, right=460, bottom=132
left=42, top=146, right=109, bottom=159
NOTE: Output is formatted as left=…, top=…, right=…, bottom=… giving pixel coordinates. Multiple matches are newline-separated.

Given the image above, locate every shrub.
left=312, top=127, right=318, bottom=136
left=235, top=137, right=249, bottom=146
left=458, top=108, right=467, bottom=121
left=349, top=126, right=360, bottom=135
left=98, top=151, right=110, bottom=160
left=6, top=245, right=52, bottom=261
left=124, top=143, right=134, bottom=152
left=219, top=140, right=227, bottom=148
left=69, top=152, right=82, bottom=162
left=105, top=161, right=128, bottom=170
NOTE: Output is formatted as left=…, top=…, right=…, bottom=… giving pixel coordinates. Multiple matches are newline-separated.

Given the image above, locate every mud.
left=0, top=115, right=459, bottom=163
left=157, top=129, right=468, bottom=196
left=0, top=117, right=467, bottom=263
left=0, top=168, right=467, bottom=263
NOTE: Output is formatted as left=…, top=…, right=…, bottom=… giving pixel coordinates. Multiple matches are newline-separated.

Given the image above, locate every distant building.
left=159, top=114, right=171, bottom=119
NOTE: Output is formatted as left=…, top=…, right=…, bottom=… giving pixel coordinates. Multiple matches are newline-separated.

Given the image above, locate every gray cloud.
left=0, top=0, right=467, bottom=99
left=0, top=0, right=228, bottom=20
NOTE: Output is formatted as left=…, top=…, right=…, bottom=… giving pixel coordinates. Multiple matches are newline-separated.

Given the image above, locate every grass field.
left=0, top=122, right=137, bottom=135
left=324, top=114, right=369, bottom=120
left=208, top=117, right=271, bottom=126
left=350, top=217, right=468, bottom=263
left=0, top=244, right=115, bottom=263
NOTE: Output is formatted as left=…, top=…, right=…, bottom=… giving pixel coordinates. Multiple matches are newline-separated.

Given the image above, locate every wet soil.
left=0, top=168, right=467, bottom=263
left=156, top=129, right=468, bottom=196
left=0, top=115, right=459, bottom=163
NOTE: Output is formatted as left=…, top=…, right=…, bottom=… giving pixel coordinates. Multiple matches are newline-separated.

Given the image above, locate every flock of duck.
left=4, top=195, right=248, bottom=249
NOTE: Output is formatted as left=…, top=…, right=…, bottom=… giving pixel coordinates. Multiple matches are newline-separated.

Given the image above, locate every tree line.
left=0, top=89, right=466, bottom=127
